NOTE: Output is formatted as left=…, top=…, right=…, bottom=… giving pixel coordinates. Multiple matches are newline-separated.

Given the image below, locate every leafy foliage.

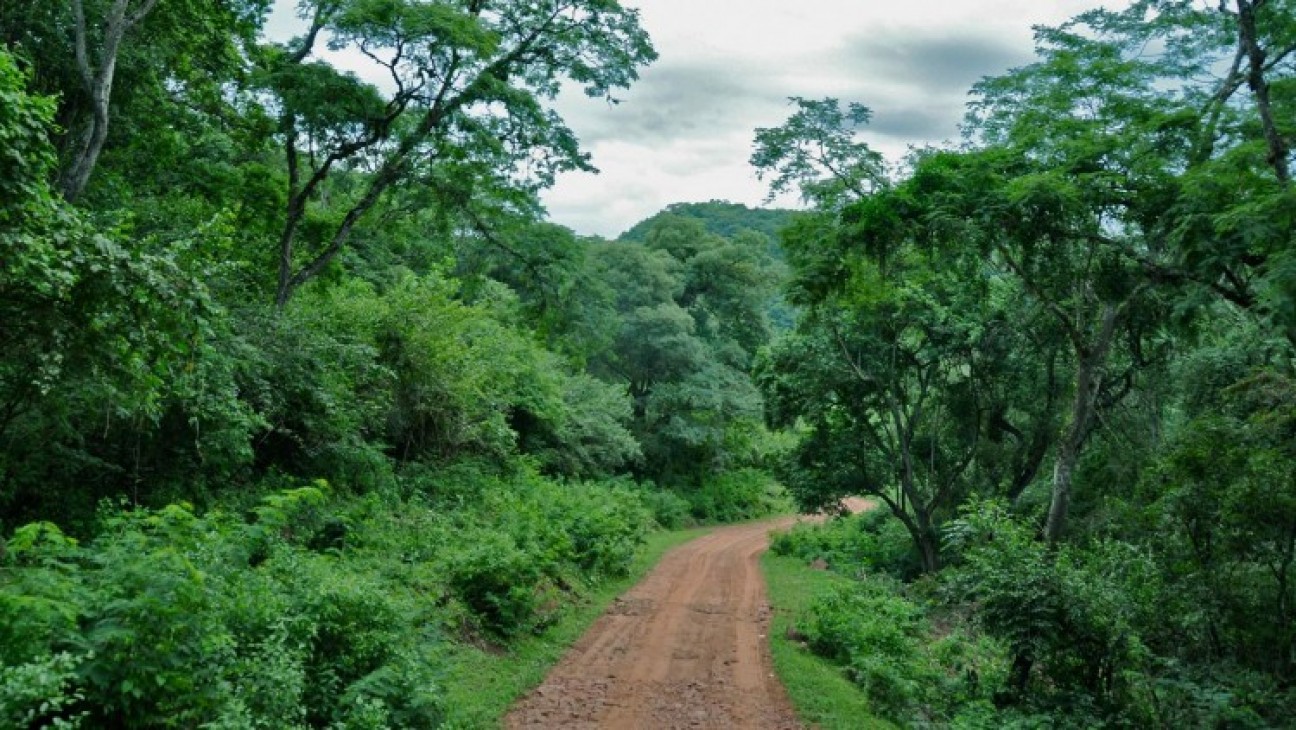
left=682, top=468, right=793, bottom=524
left=750, top=1, right=1296, bottom=723
left=0, top=15, right=797, bottom=724
left=0, top=469, right=659, bottom=726
left=9, top=0, right=1296, bottom=724
left=619, top=200, right=797, bottom=246
left=771, top=509, right=924, bottom=582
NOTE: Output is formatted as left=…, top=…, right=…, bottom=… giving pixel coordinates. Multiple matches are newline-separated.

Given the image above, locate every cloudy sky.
left=267, top=0, right=1126, bottom=238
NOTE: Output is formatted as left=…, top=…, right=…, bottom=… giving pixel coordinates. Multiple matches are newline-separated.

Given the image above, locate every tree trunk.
left=994, top=651, right=1034, bottom=706
left=916, top=528, right=941, bottom=574
left=1009, top=652, right=1033, bottom=696
left=60, top=98, right=111, bottom=203
left=1045, top=304, right=1118, bottom=545
left=1045, top=434, right=1079, bottom=545
left=876, top=490, right=942, bottom=575
left=1236, top=0, right=1290, bottom=184
left=60, top=0, right=159, bottom=203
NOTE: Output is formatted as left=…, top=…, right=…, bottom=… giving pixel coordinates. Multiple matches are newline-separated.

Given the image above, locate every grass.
left=762, top=551, right=897, bottom=730
left=440, top=525, right=712, bottom=728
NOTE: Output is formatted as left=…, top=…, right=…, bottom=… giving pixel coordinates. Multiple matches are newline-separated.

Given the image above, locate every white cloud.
left=264, top=0, right=1130, bottom=238
left=542, top=0, right=1130, bottom=237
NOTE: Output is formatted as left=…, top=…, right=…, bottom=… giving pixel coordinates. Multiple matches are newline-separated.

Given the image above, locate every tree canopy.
left=753, top=1, right=1296, bottom=723
left=4, top=0, right=1296, bottom=725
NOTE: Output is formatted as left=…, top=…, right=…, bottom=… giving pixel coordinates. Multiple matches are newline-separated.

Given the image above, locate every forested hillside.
left=2, top=0, right=1295, bottom=728
left=618, top=201, right=797, bottom=245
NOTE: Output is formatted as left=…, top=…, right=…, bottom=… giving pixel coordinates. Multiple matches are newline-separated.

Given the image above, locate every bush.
left=1123, top=665, right=1279, bottom=730
left=801, top=577, right=936, bottom=719
left=0, top=491, right=452, bottom=728
left=633, top=483, right=696, bottom=530
left=685, top=468, right=792, bottom=523
left=769, top=517, right=872, bottom=567
left=555, top=482, right=651, bottom=578
left=442, top=471, right=651, bottom=637
left=0, top=652, right=88, bottom=729
left=446, top=526, right=557, bottom=637
left=337, top=651, right=445, bottom=729
left=789, top=571, right=1008, bottom=725
left=944, top=499, right=1158, bottom=722
left=0, top=464, right=661, bottom=725
left=770, top=507, right=922, bottom=580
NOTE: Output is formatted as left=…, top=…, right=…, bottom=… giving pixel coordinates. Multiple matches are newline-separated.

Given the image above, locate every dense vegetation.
left=0, top=2, right=793, bottom=726
left=758, top=1, right=1296, bottom=726
left=4, top=0, right=1296, bottom=727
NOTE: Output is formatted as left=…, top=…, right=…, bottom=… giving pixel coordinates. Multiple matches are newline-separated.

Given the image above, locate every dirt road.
left=505, top=516, right=808, bottom=729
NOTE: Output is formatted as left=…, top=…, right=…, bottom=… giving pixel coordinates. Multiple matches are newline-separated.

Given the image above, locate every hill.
left=618, top=200, right=799, bottom=244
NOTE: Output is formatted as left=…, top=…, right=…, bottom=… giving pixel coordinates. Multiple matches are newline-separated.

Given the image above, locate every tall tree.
left=1, top=0, right=268, bottom=203
left=261, top=0, right=656, bottom=307
left=59, top=0, right=160, bottom=201
left=751, top=97, right=885, bottom=211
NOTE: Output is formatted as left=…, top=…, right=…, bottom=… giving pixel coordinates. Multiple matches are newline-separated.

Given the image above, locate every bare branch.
left=125, top=0, right=161, bottom=30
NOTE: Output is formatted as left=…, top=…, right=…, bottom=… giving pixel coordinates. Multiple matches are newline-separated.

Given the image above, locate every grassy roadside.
left=763, top=551, right=897, bottom=730
left=441, top=525, right=712, bottom=728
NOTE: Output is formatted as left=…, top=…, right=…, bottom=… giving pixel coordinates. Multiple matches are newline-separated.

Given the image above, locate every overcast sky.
left=267, top=0, right=1126, bottom=238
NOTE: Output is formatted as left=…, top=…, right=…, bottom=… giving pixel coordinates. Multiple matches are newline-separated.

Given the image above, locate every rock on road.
left=505, top=516, right=808, bottom=729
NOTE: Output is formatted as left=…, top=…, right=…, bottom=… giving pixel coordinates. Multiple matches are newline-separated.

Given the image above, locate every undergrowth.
left=0, top=461, right=791, bottom=727
left=0, top=465, right=664, bottom=728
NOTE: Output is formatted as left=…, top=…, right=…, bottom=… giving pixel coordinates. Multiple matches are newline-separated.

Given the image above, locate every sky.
left=266, top=0, right=1125, bottom=238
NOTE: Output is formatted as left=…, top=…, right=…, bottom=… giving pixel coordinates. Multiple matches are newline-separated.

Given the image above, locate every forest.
left=1, top=0, right=1294, bottom=727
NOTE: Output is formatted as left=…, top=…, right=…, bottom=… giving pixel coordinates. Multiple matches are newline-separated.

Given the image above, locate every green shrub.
left=337, top=649, right=445, bottom=728
left=685, top=468, right=792, bottom=523
left=0, top=468, right=660, bottom=725
left=634, top=484, right=695, bottom=530
left=397, top=457, right=507, bottom=505
left=443, top=472, right=651, bottom=636
left=77, top=504, right=239, bottom=725
left=555, top=482, right=650, bottom=579
left=0, top=652, right=88, bottom=729
left=770, top=515, right=876, bottom=569
left=446, top=527, right=556, bottom=637
left=770, top=508, right=921, bottom=580
left=781, top=553, right=1007, bottom=724
left=0, top=490, right=453, bottom=728
left=1123, top=666, right=1278, bottom=730
left=922, top=621, right=1012, bottom=726
left=237, top=300, right=393, bottom=492
left=944, top=499, right=1157, bottom=721
left=801, top=576, right=935, bottom=719
left=221, top=619, right=309, bottom=727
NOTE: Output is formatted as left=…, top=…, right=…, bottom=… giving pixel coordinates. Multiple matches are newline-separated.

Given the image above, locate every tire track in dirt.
left=505, top=516, right=810, bottom=729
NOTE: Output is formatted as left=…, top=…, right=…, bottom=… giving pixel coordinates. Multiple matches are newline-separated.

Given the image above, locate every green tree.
left=259, top=0, right=656, bottom=306
left=0, top=0, right=268, bottom=202
left=584, top=217, right=778, bottom=484
left=752, top=99, right=1060, bottom=569
left=751, top=97, right=885, bottom=210
left=0, top=48, right=67, bottom=443
left=618, top=200, right=796, bottom=243
left=757, top=214, right=1056, bottom=572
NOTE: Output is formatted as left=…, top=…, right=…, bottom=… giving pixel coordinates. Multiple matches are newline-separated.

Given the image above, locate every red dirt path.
left=504, top=515, right=811, bottom=729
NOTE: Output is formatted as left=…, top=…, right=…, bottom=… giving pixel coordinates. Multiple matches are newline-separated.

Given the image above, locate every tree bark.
left=60, top=0, right=159, bottom=202
left=1045, top=303, right=1118, bottom=545
left=878, top=490, right=942, bottom=574
left=1008, top=652, right=1034, bottom=698
left=915, top=522, right=941, bottom=573
left=1236, top=0, right=1290, bottom=184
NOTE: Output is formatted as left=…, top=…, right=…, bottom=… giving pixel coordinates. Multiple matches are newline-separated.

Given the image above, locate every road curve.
left=505, top=516, right=807, bottom=729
